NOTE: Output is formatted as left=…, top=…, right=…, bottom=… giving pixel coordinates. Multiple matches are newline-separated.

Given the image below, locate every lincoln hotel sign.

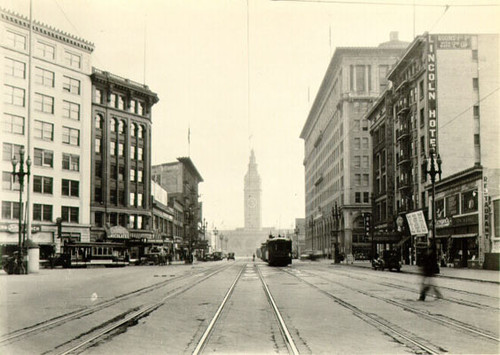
left=427, top=34, right=438, bottom=153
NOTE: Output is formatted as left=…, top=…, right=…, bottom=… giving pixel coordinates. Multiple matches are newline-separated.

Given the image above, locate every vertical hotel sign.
left=427, top=34, right=438, bottom=153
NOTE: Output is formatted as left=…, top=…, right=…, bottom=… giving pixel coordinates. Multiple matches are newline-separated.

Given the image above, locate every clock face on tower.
left=247, top=197, right=257, bottom=209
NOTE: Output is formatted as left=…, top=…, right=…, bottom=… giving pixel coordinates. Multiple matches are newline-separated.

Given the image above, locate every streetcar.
left=263, top=235, right=292, bottom=266
left=58, top=242, right=129, bottom=268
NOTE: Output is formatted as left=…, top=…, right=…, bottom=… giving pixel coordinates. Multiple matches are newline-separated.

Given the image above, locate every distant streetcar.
left=262, top=235, right=292, bottom=266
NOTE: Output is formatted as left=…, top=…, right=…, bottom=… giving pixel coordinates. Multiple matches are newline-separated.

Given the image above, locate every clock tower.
left=244, top=150, right=261, bottom=230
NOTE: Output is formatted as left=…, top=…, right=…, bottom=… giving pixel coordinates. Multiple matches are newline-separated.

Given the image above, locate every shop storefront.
left=434, top=167, right=484, bottom=268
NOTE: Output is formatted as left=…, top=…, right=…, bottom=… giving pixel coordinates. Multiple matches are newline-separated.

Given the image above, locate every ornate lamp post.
left=219, top=233, right=224, bottom=252
left=213, top=226, right=218, bottom=252
left=331, top=202, right=341, bottom=263
left=294, top=226, right=300, bottom=258
left=308, top=217, right=314, bottom=254
left=424, top=148, right=442, bottom=273
left=11, top=147, right=31, bottom=274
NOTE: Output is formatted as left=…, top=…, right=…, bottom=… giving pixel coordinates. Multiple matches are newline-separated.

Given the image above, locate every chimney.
left=390, top=31, right=399, bottom=41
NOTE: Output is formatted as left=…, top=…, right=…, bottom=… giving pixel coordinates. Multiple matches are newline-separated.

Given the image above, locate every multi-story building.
left=90, top=69, right=158, bottom=260
left=367, top=33, right=499, bottom=267
left=300, top=33, right=408, bottom=260
left=1, top=8, right=94, bottom=259
left=366, top=90, right=398, bottom=254
left=151, top=180, right=174, bottom=251
left=152, top=157, right=203, bottom=258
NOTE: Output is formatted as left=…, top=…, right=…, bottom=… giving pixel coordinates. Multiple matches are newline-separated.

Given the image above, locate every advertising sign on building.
left=427, top=34, right=438, bottom=153
left=406, top=211, right=429, bottom=236
left=109, top=226, right=129, bottom=239
left=436, top=34, right=472, bottom=49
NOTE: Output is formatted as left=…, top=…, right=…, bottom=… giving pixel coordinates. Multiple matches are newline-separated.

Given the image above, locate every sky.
left=4, top=0, right=499, bottom=231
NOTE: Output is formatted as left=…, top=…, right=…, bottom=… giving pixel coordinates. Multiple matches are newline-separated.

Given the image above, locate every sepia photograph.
left=0, top=0, right=499, bottom=354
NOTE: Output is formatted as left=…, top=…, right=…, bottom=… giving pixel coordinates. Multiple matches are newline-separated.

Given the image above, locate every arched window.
left=110, top=118, right=117, bottom=132
left=138, top=125, right=145, bottom=139
left=118, top=120, right=126, bottom=134
left=130, top=123, right=137, bottom=137
left=95, top=114, right=103, bottom=130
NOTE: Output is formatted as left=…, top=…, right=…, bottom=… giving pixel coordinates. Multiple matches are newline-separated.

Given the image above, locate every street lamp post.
left=294, top=226, right=300, bottom=258
left=11, top=147, right=31, bottom=274
left=424, top=148, right=442, bottom=273
left=219, top=233, right=224, bottom=252
left=213, top=226, right=218, bottom=252
left=331, top=202, right=341, bottom=264
left=308, top=217, right=314, bottom=255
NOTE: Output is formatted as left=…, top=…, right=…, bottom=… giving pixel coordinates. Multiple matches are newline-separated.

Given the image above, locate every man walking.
left=419, top=249, right=443, bottom=301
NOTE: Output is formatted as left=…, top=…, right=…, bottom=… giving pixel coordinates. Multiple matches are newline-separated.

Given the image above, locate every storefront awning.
left=435, top=234, right=451, bottom=239
left=451, top=233, right=477, bottom=239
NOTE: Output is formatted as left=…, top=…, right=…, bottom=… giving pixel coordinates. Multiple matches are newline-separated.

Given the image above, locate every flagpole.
left=188, top=126, right=191, bottom=157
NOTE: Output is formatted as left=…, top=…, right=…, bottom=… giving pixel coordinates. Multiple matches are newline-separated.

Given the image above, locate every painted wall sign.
left=436, top=34, right=472, bottom=49
left=427, top=34, right=438, bottom=153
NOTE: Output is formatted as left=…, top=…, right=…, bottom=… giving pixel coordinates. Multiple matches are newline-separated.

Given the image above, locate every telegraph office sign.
left=427, top=34, right=438, bottom=153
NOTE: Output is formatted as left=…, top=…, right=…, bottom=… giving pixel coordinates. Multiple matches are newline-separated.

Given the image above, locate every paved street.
left=1, top=259, right=498, bottom=354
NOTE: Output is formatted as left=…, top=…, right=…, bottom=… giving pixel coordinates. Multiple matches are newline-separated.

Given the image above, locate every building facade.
left=152, top=157, right=203, bottom=259
left=367, top=33, right=499, bottom=267
left=244, top=149, right=261, bottom=231
left=90, top=68, right=158, bottom=260
left=1, top=8, right=94, bottom=259
left=300, top=33, right=408, bottom=260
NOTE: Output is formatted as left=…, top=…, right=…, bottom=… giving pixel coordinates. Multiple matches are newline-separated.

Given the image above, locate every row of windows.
left=95, top=139, right=144, bottom=160
left=349, top=65, right=390, bottom=93
left=2, top=172, right=79, bottom=197
left=354, top=192, right=370, bottom=204
left=6, top=31, right=81, bottom=69
left=2, top=201, right=79, bottom=223
left=3, top=144, right=80, bottom=171
left=94, top=187, right=145, bottom=208
left=4, top=85, right=81, bottom=120
left=95, top=114, right=146, bottom=138
left=94, top=212, right=147, bottom=230
left=95, top=90, right=146, bottom=116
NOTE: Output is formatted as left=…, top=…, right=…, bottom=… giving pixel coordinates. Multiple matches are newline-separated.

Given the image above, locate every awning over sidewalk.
left=451, top=233, right=477, bottom=239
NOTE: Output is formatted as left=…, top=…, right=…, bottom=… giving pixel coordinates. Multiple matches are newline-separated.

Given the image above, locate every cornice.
left=1, top=7, right=94, bottom=53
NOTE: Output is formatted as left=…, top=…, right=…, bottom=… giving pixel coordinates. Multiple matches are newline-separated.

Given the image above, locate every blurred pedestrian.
left=419, top=249, right=442, bottom=301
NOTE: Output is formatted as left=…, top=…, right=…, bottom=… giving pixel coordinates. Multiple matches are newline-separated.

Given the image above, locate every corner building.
left=1, top=8, right=94, bottom=258
left=300, top=33, right=408, bottom=260
left=367, top=33, right=499, bottom=267
left=90, top=69, right=158, bottom=260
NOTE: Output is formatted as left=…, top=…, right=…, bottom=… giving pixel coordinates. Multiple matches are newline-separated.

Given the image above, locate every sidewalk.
left=341, top=260, right=500, bottom=284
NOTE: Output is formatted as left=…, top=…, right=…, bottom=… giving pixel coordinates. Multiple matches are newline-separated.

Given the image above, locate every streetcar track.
left=332, top=266, right=500, bottom=300
left=329, top=268, right=499, bottom=310
left=282, top=268, right=444, bottom=355
left=52, top=263, right=240, bottom=355
left=192, top=265, right=246, bottom=355
left=0, top=263, right=231, bottom=352
left=192, top=263, right=299, bottom=355
left=290, top=268, right=499, bottom=343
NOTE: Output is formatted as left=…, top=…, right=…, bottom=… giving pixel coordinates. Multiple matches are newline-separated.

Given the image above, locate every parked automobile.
left=212, top=252, right=223, bottom=261
left=372, top=250, right=402, bottom=272
left=227, top=252, right=235, bottom=260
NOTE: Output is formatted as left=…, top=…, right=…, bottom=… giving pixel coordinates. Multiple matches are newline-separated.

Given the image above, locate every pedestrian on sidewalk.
left=419, top=249, right=443, bottom=301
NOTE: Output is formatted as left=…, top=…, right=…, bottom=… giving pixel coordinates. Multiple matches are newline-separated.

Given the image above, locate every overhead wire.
left=272, top=0, right=499, bottom=7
